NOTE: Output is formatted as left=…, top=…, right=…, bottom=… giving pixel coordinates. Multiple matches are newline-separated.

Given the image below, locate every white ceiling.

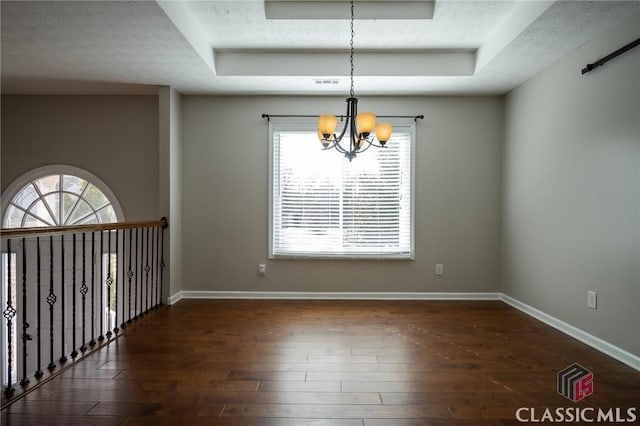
left=1, top=1, right=639, bottom=95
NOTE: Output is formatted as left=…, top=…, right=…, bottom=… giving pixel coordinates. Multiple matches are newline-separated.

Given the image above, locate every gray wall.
left=502, top=11, right=640, bottom=356
left=181, top=95, right=503, bottom=293
left=1, top=95, right=160, bottom=221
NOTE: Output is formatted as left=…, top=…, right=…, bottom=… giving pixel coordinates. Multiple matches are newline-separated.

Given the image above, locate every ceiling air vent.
left=314, top=79, right=340, bottom=85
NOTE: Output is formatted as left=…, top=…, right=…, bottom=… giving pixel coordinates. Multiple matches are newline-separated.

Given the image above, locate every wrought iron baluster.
left=139, top=228, right=145, bottom=318
left=47, top=236, right=56, bottom=372
left=106, top=230, right=113, bottom=339
left=156, top=227, right=160, bottom=308
left=120, top=229, right=127, bottom=329
left=59, top=235, right=67, bottom=364
left=3, top=239, right=16, bottom=397
left=126, top=228, right=133, bottom=325
left=90, top=232, right=97, bottom=347
left=150, top=227, right=155, bottom=310
left=113, top=229, right=119, bottom=335
left=153, top=227, right=158, bottom=308
left=134, top=228, right=139, bottom=320
left=80, top=233, right=88, bottom=353
left=35, top=237, right=43, bottom=379
left=160, top=225, right=165, bottom=306
left=70, top=234, right=78, bottom=360
left=20, top=237, right=31, bottom=386
left=98, top=231, right=104, bottom=343
left=145, top=227, right=150, bottom=315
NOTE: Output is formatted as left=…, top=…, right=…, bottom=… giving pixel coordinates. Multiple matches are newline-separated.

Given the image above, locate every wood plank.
left=307, top=355, right=378, bottom=363
left=86, top=400, right=225, bottom=417
left=221, top=403, right=451, bottom=419
left=38, top=377, right=145, bottom=390
left=123, top=417, right=364, bottom=426
left=227, top=370, right=306, bottom=382
left=307, top=372, right=432, bottom=382
left=3, top=400, right=98, bottom=416
left=258, top=381, right=342, bottom=392
left=365, top=420, right=505, bottom=426
left=114, top=369, right=231, bottom=381
left=140, top=379, right=260, bottom=392
left=58, top=369, right=124, bottom=379
left=173, top=391, right=380, bottom=405
left=341, top=380, right=504, bottom=393
left=380, top=391, right=530, bottom=419
left=85, top=401, right=174, bottom=416
left=248, top=362, right=427, bottom=372
left=0, top=413, right=125, bottom=426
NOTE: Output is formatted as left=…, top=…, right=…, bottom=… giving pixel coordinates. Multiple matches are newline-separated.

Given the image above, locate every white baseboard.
left=167, top=290, right=501, bottom=303
left=166, top=290, right=639, bottom=371
left=167, top=292, right=183, bottom=305
left=500, top=294, right=640, bottom=372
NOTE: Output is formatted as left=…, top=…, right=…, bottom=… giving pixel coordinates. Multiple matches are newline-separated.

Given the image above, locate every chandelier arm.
left=333, top=115, right=351, bottom=144
left=355, top=137, right=376, bottom=154
left=332, top=97, right=356, bottom=146
left=331, top=140, right=349, bottom=155
left=354, top=141, right=370, bottom=155
left=365, top=139, right=387, bottom=149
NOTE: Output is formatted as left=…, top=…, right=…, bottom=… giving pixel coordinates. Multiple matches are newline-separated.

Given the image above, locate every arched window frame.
left=1, top=164, right=124, bottom=228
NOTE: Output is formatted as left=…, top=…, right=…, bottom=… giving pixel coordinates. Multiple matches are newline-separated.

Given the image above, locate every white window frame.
left=269, top=118, right=415, bottom=260
left=1, top=164, right=124, bottom=228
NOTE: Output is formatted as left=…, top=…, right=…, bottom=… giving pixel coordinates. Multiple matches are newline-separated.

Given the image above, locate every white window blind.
left=270, top=120, right=414, bottom=258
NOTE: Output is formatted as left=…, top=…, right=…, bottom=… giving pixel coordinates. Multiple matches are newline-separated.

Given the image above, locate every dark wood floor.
left=2, top=299, right=639, bottom=425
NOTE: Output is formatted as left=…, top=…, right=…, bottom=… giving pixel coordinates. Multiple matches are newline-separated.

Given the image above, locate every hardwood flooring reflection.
left=2, top=299, right=639, bottom=425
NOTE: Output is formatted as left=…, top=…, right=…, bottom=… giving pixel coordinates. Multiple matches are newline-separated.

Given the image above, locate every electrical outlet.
left=587, top=291, right=597, bottom=309
left=435, top=264, right=444, bottom=276
left=258, top=264, right=266, bottom=275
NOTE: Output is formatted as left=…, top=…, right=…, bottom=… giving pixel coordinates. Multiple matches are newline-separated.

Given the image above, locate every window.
left=270, top=120, right=414, bottom=258
left=3, top=171, right=119, bottom=228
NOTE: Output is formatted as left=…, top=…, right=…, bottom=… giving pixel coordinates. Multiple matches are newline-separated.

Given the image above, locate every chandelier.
left=317, top=0, right=393, bottom=161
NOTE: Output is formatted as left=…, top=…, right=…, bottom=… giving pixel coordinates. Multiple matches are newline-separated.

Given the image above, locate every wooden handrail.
left=0, top=217, right=168, bottom=238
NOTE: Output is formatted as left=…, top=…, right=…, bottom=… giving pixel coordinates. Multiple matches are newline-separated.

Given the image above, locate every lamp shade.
left=375, top=123, right=393, bottom=144
left=356, top=112, right=376, bottom=136
left=318, top=115, right=338, bottom=138
left=317, top=129, right=332, bottom=147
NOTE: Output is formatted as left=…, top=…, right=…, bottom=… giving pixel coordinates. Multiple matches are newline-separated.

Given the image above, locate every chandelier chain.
left=349, top=0, right=355, bottom=98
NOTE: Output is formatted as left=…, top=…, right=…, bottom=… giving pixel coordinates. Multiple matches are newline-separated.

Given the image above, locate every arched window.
left=2, top=165, right=123, bottom=228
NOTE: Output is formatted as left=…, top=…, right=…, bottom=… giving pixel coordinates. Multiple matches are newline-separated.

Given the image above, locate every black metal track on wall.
left=581, top=38, right=640, bottom=75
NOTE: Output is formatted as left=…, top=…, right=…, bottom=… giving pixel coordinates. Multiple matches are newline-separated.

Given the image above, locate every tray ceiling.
left=1, top=1, right=638, bottom=95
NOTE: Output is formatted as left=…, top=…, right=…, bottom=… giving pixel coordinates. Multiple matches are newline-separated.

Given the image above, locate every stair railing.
left=0, top=217, right=168, bottom=404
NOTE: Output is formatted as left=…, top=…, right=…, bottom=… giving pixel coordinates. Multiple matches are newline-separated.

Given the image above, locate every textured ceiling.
left=189, top=1, right=513, bottom=49
left=1, top=1, right=639, bottom=95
